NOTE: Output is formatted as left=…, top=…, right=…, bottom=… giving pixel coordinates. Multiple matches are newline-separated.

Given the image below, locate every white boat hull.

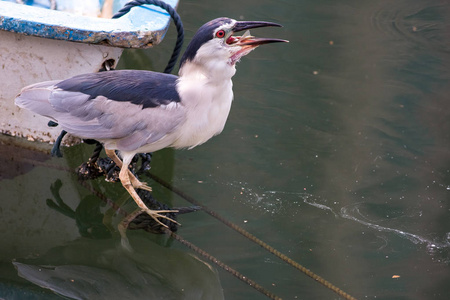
left=0, top=30, right=123, bottom=145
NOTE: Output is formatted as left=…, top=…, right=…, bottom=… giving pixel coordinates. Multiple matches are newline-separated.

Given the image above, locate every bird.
left=15, top=17, right=288, bottom=227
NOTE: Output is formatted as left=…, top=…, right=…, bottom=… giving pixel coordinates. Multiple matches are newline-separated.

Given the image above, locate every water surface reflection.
left=1, top=0, right=449, bottom=299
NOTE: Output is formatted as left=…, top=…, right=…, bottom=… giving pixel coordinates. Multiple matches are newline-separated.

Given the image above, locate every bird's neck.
left=178, top=60, right=236, bottom=83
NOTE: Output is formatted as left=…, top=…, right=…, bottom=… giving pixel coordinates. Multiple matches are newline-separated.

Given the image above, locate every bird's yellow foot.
left=145, top=209, right=180, bottom=228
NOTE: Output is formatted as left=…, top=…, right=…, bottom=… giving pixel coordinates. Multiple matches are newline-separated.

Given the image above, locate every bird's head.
left=179, top=17, right=287, bottom=78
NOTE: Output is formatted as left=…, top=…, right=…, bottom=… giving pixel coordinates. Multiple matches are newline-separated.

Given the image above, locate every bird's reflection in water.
left=15, top=172, right=221, bottom=299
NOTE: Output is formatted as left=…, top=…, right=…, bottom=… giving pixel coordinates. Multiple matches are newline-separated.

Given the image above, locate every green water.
left=1, top=0, right=449, bottom=299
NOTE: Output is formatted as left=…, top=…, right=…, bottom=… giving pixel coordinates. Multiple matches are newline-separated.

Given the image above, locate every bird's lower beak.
left=227, top=20, right=288, bottom=64
left=234, top=36, right=288, bottom=47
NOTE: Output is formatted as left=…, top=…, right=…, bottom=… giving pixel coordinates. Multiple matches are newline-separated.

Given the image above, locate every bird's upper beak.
left=227, top=20, right=288, bottom=47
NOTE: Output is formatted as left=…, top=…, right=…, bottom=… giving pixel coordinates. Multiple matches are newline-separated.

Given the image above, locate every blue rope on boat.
left=112, top=0, right=184, bottom=74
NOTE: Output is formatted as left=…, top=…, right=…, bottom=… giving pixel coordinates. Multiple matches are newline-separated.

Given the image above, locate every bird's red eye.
left=216, top=30, right=225, bottom=38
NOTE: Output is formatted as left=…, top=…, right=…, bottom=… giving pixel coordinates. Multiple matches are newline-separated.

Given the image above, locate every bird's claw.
left=135, top=182, right=152, bottom=192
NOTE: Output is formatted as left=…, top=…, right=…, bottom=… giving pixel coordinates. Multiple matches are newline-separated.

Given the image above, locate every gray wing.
left=15, top=72, right=186, bottom=152
left=50, top=91, right=186, bottom=151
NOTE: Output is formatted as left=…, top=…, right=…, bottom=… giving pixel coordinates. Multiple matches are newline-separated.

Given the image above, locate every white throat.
left=179, top=58, right=236, bottom=82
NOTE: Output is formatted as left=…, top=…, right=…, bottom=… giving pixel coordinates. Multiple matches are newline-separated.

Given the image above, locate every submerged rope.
left=112, top=0, right=184, bottom=74
left=148, top=173, right=358, bottom=300
left=165, top=229, right=282, bottom=300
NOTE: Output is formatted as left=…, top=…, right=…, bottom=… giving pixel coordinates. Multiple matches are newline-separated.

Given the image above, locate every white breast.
left=171, top=66, right=234, bottom=149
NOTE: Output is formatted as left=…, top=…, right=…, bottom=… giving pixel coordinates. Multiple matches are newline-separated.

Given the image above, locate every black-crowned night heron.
left=15, top=17, right=287, bottom=227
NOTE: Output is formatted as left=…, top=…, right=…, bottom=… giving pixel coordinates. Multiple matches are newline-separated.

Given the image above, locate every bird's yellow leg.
left=105, top=149, right=152, bottom=192
left=107, top=150, right=179, bottom=228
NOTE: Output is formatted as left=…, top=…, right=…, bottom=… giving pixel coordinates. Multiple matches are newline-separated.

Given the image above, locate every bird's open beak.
left=227, top=20, right=288, bottom=47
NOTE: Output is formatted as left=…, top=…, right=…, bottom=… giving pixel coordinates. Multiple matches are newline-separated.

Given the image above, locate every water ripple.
left=228, top=181, right=450, bottom=263
left=371, top=1, right=450, bottom=53
left=304, top=197, right=450, bottom=263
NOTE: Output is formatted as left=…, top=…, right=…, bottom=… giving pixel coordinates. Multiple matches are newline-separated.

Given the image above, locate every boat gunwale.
left=0, top=0, right=179, bottom=48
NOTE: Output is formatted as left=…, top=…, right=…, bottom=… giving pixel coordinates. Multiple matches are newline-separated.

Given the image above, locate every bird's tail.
left=15, top=80, right=61, bottom=120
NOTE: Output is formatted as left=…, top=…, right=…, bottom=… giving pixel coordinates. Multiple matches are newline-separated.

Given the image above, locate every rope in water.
left=163, top=229, right=282, bottom=300
left=148, top=173, right=358, bottom=300
left=112, top=0, right=184, bottom=74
